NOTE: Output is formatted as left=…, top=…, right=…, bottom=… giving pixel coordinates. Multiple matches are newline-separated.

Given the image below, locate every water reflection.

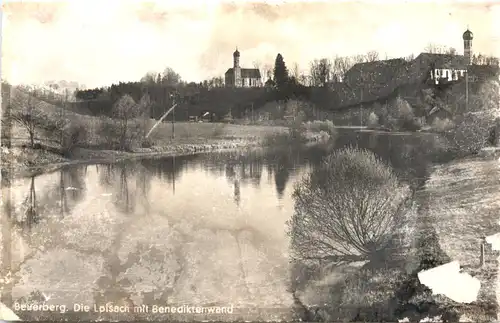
left=15, top=176, right=39, bottom=231
left=0, top=131, right=452, bottom=320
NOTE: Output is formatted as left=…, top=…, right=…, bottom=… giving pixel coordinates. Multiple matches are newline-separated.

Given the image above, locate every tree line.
left=75, top=44, right=499, bottom=102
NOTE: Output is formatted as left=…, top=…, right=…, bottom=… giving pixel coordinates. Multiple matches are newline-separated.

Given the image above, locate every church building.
left=224, top=48, right=262, bottom=87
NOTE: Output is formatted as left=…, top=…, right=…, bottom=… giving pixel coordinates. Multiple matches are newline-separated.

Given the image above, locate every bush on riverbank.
left=286, top=145, right=476, bottom=322
left=262, top=120, right=337, bottom=147
left=377, top=97, right=422, bottom=132
left=288, top=147, right=411, bottom=266
left=307, top=201, right=461, bottom=322
left=444, top=114, right=493, bottom=156
left=302, top=120, right=336, bottom=135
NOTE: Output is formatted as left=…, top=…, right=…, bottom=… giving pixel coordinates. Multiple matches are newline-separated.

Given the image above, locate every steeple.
left=233, top=47, right=241, bottom=87
left=233, top=47, right=240, bottom=68
left=463, top=26, right=473, bottom=65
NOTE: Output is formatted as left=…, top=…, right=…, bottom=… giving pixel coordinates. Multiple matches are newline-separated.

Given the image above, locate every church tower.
left=463, top=28, right=473, bottom=65
left=233, top=48, right=241, bottom=87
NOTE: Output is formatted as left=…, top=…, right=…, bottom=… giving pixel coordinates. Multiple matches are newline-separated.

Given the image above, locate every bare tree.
left=298, top=73, right=309, bottom=86
left=332, top=56, right=355, bottom=82
left=112, top=94, right=142, bottom=150
left=253, top=60, right=265, bottom=84
left=288, top=147, right=411, bottom=265
left=365, top=50, right=380, bottom=62
left=309, top=58, right=333, bottom=87
left=424, top=43, right=453, bottom=54
left=352, top=54, right=366, bottom=64
left=138, top=93, right=152, bottom=138
left=141, top=72, right=157, bottom=85
left=10, top=88, right=48, bottom=148
left=161, top=67, right=182, bottom=86
left=291, top=62, right=300, bottom=80
left=472, top=53, right=500, bottom=66
left=404, top=53, right=415, bottom=62
left=263, top=63, right=274, bottom=81
left=212, top=76, right=224, bottom=87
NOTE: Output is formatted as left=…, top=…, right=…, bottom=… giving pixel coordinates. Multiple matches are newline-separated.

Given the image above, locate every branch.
left=300, top=254, right=366, bottom=264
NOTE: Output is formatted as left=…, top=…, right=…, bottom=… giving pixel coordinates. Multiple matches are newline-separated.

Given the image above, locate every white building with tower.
left=224, top=48, right=262, bottom=88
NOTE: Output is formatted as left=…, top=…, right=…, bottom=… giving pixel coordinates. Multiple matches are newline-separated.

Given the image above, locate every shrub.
left=339, top=267, right=407, bottom=321
left=380, top=97, right=421, bottom=131
left=367, top=112, right=379, bottom=128
left=60, top=122, right=89, bottom=156
left=141, top=137, right=155, bottom=148
left=446, top=114, right=492, bottom=155
left=96, top=117, right=143, bottom=151
left=400, top=118, right=423, bottom=132
left=262, top=127, right=308, bottom=147
left=303, top=120, right=337, bottom=136
left=287, top=147, right=411, bottom=266
left=487, top=117, right=500, bottom=147
left=430, top=117, right=454, bottom=133
left=317, top=120, right=335, bottom=134
left=97, top=118, right=121, bottom=149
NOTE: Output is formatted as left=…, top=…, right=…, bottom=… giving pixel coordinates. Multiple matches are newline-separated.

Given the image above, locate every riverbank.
left=1, top=139, right=263, bottom=178
left=2, top=124, right=334, bottom=178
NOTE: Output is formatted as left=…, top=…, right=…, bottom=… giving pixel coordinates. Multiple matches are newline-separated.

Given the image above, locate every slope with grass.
left=421, top=155, right=500, bottom=320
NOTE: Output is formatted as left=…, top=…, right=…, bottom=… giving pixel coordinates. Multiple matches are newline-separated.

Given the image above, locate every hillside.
left=69, top=86, right=272, bottom=121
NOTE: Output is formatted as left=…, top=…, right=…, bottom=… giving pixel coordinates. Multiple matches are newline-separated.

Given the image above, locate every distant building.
left=338, top=27, right=499, bottom=109
left=224, top=48, right=262, bottom=88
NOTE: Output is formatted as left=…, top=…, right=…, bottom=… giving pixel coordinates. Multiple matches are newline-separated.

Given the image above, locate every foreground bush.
left=288, top=147, right=411, bottom=266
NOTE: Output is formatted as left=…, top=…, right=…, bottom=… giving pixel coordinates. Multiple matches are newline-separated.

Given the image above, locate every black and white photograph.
left=1, top=0, right=500, bottom=322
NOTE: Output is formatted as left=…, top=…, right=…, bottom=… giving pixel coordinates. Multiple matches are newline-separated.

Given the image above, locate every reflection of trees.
left=99, top=164, right=116, bottom=188
left=63, top=167, right=86, bottom=203
left=274, top=164, right=289, bottom=200
left=115, top=163, right=136, bottom=215
left=136, top=161, right=152, bottom=212
left=249, top=161, right=263, bottom=187
left=15, top=176, right=40, bottom=231
left=267, top=150, right=295, bottom=200
left=234, top=180, right=241, bottom=206
left=105, top=162, right=154, bottom=215
left=59, top=170, right=69, bottom=218
left=57, top=166, right=87, bottom=218
left=140, top=155, right=196, bottom=185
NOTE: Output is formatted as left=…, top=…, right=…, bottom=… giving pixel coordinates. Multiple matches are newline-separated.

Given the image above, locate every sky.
left=1, top=0, right=500, bottom=89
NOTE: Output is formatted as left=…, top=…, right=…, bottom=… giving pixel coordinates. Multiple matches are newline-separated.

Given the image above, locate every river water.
left=0, top=131, right=451, bottom=321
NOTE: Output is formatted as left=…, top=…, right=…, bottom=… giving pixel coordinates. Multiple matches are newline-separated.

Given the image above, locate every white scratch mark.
left=417, top=261, right=480, bottom=304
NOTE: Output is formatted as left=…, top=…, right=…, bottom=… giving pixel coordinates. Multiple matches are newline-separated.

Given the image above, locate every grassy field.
left=422, top=156, right=500, bottom=319
left=7, top=87, right=288, bottom=147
